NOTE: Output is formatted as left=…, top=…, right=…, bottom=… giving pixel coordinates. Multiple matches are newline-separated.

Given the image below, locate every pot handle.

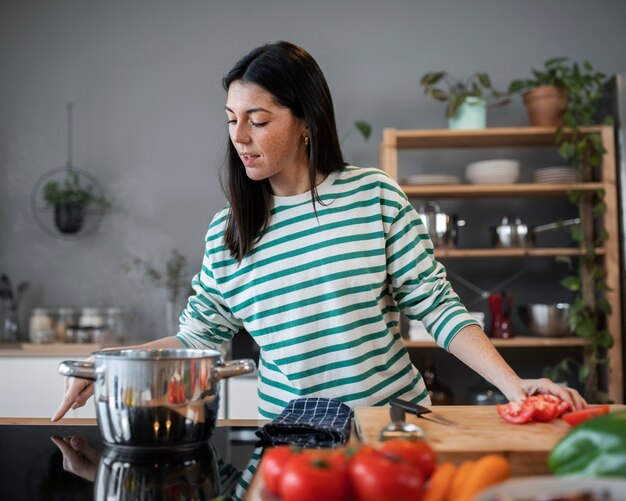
left=534, top=218, right=580, bottom=234
left=214, top=358, right=256, bottom=380
left=58, top=360, right=97, bottom=381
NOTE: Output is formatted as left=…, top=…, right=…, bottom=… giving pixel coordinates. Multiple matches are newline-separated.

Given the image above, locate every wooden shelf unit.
left=381, top=126, right=623, bottom=403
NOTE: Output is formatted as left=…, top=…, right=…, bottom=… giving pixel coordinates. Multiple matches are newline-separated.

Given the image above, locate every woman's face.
left=225, top=80, right=309, bottom=196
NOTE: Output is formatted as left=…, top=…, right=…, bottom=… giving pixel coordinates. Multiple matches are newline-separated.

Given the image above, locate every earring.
left=304, top=136, right=310, bottom=147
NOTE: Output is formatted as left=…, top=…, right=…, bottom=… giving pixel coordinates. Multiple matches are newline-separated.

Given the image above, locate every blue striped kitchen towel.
left=255, top=397, right=352, bottom=448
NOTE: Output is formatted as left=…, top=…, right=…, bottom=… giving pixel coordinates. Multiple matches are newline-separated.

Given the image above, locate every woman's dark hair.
left=222, top=41, right=345, bottom=261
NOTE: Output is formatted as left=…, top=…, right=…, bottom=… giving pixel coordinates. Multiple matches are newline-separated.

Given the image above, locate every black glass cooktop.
left=0, top=423, right=259, bottom=500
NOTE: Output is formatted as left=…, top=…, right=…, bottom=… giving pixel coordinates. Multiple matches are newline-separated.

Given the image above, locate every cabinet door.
left=225, top=377, right=259, bottom=419
left=0, top=357, right=95, bottom=418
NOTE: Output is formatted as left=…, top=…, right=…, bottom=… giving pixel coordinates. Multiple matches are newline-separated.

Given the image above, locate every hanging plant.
left=544, top=58, right=611, bottom=402
left=43, top=168, right=111, bottom=234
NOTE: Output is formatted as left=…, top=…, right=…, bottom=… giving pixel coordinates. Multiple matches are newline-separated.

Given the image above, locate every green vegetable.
left=548, top=410, right=626, bottom=477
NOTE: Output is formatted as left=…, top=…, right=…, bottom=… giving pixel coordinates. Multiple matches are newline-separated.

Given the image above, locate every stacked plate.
left=533, top=166, right=578, bottom=183
left=401, top=174, right=461, bottom=185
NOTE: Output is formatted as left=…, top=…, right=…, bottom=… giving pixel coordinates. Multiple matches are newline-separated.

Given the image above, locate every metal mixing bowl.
left=517, top=303, right=572, bottom=337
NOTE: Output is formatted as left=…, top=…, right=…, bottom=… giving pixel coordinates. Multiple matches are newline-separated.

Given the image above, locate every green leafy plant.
left=127, top=249, right=188, bottom=302
left=43, top=169, right=111, bottom=208
left=509, top=57, right=577, bottom=94
left=542, top=58, right=611, bottom=402
left=341, top=119, right=372, bottom=144
left=420, top=72, right=509, bottom=118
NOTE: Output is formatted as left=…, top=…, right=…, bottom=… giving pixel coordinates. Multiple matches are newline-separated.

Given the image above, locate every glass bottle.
left=423, top=358, right=455, bottom=405
left=29, top=308, right=54, bottom=344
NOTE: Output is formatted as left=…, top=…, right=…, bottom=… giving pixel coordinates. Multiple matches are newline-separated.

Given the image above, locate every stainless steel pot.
left=59, top=349, right=255, bottom=450
left=491, top=216, right=580, bottom=248
left=95, top=445, right=220, bottom=500
left=518, top=303, right=571, bottom=337
left=417, top=201, right=465, bottom=248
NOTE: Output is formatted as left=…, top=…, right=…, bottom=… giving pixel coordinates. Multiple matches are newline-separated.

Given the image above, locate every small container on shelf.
left=29, top=308, right=54, bottom=344
left=70, top=307, right=107, bottom=344
left=54, top=307, right=77, bottom=342
left=103, top=307, right=125, bottom=342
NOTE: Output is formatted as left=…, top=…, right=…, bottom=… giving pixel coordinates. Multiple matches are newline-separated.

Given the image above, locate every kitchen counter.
left=0, top=416, right=268, bottom=427
left=0, top=341, right=139, bottom=357
left=354, top=404, right=626, bottom=476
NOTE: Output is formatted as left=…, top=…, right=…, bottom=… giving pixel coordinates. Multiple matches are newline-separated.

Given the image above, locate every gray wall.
left=2, top=0, right=626, bottom=341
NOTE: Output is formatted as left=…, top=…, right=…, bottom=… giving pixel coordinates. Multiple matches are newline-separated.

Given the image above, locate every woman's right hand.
left=51, top=374, right=95, bottom=422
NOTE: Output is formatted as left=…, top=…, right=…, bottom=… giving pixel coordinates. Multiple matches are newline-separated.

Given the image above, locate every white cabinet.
left=225, top=376, right=259, bottom=419
left=0, top=357, right=95, bottom=418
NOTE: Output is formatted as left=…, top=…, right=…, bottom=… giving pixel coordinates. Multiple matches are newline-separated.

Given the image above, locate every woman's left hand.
left=515, top=378, right=587, bottom=411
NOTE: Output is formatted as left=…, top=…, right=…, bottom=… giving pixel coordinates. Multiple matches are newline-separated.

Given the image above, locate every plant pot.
left=447, top=96, right=486, bottom=130
left=522, top=85, right=569, bottom=126
left=54, top=201, right=85, bottom=234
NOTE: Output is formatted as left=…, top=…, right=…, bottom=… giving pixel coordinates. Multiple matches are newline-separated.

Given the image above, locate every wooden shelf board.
left=402, top=182, right=604, bottom=198
left=385, top=126, right=604, bottom=149
left=434, top=247, right=605, bottom=258
left=404, top=336, right=588, bottom=348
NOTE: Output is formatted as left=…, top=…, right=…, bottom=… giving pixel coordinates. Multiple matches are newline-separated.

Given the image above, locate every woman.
left=53, top=41, right=585, bottom=422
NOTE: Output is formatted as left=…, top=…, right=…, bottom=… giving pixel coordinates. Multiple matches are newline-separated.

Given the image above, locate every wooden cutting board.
left=354, top=405, right=625, bottom=476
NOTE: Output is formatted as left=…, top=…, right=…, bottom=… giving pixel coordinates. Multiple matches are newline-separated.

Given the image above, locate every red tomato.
left=379, top=438, right=437, bottom=479
left=280, top=452, right=350, bottom=501
left=349, top=448, right=424, bottom=501
left=525, top=396, right=559, bottom=422
left=260, top=446, right=298, bottom=496
left=562, top=405, right=610, bottom=426
left=497, top=401, right=535, bottom=424
left=533, top=394, right=571, bottom=417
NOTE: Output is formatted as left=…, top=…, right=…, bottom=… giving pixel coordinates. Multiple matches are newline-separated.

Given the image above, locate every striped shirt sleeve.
left=176, top=211, right=244, bottom=349
left=381, top=177, right=478, bottom=350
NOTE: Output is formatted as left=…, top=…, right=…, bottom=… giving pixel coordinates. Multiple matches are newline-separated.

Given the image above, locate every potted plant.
left=420, top=72, right=509, bottom=129
left=508, top=57, right=606, bottom=127
left=43, top=169, right=111, bottom=234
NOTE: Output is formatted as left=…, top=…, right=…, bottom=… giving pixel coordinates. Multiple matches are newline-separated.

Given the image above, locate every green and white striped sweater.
left=176, top=166, right=478, bottom=418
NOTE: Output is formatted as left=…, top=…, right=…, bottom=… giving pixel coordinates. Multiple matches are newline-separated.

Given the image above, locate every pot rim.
left=92, top=348, right=222, bottom=360
left=518, top=303, right=571, bottom=310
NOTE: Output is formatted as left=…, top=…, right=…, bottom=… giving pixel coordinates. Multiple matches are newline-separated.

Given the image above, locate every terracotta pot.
left=522, top=85, right=569, bottom=126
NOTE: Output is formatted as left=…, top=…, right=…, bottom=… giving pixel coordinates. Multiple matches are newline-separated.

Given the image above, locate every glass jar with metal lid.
left=72, top=307, right=105, bottom=343
left=29, top=308, right=54, bottom=344
left=54, top=307, right=77, bottom=342
left=104, top=307, right=125, bottom=342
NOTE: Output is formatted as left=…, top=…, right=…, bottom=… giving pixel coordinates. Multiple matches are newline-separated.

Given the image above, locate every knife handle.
left=390, top=398, right=431, bottom=416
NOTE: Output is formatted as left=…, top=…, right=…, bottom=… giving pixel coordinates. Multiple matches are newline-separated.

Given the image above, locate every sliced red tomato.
left=527, top=398, right=559, bottom=422
left=497, top=401, right=535, bottom=424
left=562, top=405, right=610, bottom=427
left=379, top=438, right=437, bottom=480
left=532, top=394, right=570, bottom=416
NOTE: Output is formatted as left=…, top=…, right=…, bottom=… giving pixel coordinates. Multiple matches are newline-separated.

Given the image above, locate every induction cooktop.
left=0, top=423, right=259, bottom=500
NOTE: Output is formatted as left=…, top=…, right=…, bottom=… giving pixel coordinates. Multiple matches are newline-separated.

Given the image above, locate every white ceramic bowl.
left=466, top=173, right=519, bottom=184
left=466, top=159, right=520, bottom=178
